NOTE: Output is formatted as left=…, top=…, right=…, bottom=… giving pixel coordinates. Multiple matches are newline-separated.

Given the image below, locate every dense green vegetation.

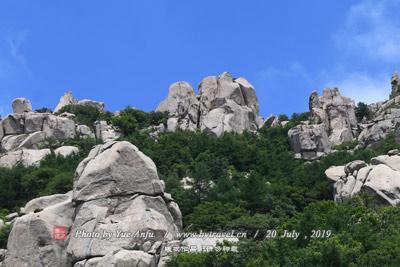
left=355, top=102, right=373, bottom=122
left=57, top=104, right=113, bottom=128
left=111, top=107, right=168, bottom=135
left=0, top=108, right=399, bottom=265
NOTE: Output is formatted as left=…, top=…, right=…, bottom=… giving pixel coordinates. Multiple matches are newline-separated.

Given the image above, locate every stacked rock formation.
left=288, top=88, right=357, bottom=160
left=325, top=150, right=400, bottom=206
left=0, top=98, right=78, bottom=168
left=0, top=94, right=123, bottom=168
left=156, top=72, right=263, bottom=137
left=54, top=91, right=105, bottom=113
left=3, top=141, right=182, bottom=267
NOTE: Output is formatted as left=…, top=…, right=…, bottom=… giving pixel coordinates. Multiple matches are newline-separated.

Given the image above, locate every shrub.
left=355, top=102, right=373, bottom=122
left=111, top=107, right=168, bottom=135
left=57, top=104, right=112, bottom=127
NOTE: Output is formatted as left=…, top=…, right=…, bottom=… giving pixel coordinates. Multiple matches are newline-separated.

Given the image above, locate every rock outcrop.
left=0, top=112, right=76, bottom=153
left=54, top=91, right=104, bottom=113
left=289, top=88, right=357, bottom=159
left=94, top=121, right=122, bottom=142
left=3, top=141, right=182, bottom=267
left=12, top=98, right=32, bottom=114
left=0, top=149, right=51, bottom=168
left=54, top=146, right=79, bottom=157
left=157, top=72, right=263, bottom=137
left=4, top=195, right=74, bottom=267
left=325, top=154, right=400, bottom=206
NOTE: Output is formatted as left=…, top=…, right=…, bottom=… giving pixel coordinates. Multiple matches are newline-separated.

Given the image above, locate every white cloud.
left=336, top=0, right=400, bottom=62
left=5, top=30, right=31, bottom=76
left=257, top=61, right=312, bottom=83
left=324, top=72, right=390, bottom=104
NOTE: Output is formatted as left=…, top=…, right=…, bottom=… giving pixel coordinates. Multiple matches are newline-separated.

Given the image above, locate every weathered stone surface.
left=23, top=193, right=71, bottom=214
left=1, top=134, right=28, bottom=152
left=76, top=125, right=95, bottom=139
left=311, top=88, right=357, bottom=146
left=358, top=119, right=397, bottom=148
left=1, top=114, right=24, bottom=135
left=4, top=199, right=74, bottom=267
left=157, top=72, right=261, bottom=137
left=0, top=248, right=5, bottom=263
left=352, top=166, right=373, bottom=197
left=148, top=123, right=166, bottom=140
left=83, top=250, right=156, bottom=267
left=94, top=121, right=121, bottom=142
left=327, top=154, right=400, bottom=206
left=18, top=131, right=46, bottom=149
left=54, top=91, right=77, bottom=113
left=43, top=114, right=76, bottom=140
left=288, top=123, right=331, bottom=160
left=390, top=71, right=400, bottom=99
left=5, top=213, right=18, bottom=222
left=344, top=160, right=367, bottom=174
left=0, top=119, right=4, bottom=141
left=325, top=166, right=346, bottom=182
left=262, top=115, right=279, bottom=129
left=371, top=155, right=400, bottom=171
left=12, top=98, right=32, bottom=114
left=73, top=141, right=163, bottom=201
left=289, top=88, right=359, bottom=159
left=67, top=195, right=180, bottom=261
left=364, top=164, right=400, bottom=205
left=0, top=149, right=51, bottom=168
left=24, top=113, right=47, bottom=133
left=157, top=82, right=198, bottom=116
left=77, top=99, right=105, bottom=111
left=54, top=146, right=79, bottom=157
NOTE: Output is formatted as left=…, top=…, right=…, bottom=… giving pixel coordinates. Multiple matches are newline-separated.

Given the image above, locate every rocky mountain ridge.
left=1, top=71, right=400, bottom=266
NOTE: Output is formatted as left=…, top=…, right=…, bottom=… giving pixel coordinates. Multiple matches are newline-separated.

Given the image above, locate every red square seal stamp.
left=53, top=225, right=68, bottom=240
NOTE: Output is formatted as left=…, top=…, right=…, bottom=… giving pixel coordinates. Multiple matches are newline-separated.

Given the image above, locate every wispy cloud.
left=5, top=30, right=31, bottom=76
left=323, top=72, right=390, bottom=104
left=257, top=61, right=313, bottom=84
left=335, top=0, right=400, bottom=62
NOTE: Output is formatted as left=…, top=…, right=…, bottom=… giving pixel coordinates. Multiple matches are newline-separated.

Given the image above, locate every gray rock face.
left=67, top=141, right=181, bottom=264
left=0, top=112, right=76, bottom=153
left=12, top=98, right=32, bottom=114
left=1, top=134, right=28, bottom=152
left=73, top=141, right=164, bottom=201
left=54, top=91, right=105, bottom=113
left=4, top=199, right=74, bottom=267
left=76, top=125, right=95, bottom=139
left=67, top=195, right=180, bottom=261
left=326, top=155, right=400, bottom=205
left=4, top=141, right=182, bottom=267
left=156, top=72, right=262, bottom=137
left=77, top=99, right=105, bottom=111
left=25, top=113, right=48, bottom=133
left=0, top=149, right=51, bottom=168
left=94, top=121, right=122, bottom=142
left=310, top=88, right=357, bottom=146
left=22, top=193, right=71, bottom=214
left=74, top=250, right=156, bottom=267
left=288, top=123, right=331, bottom=160
left=289, top=88, right=357, bottom=159
left=43, top=115, right=76, bottom=140
left=18, top=131, right=46, bottom=149
left=54, top=91, right=77, bottom=113
left=1, top=114, right=24, bottom=135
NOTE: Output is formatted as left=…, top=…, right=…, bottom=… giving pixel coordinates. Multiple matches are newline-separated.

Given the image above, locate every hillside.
left=0, top=72, right=400, bottom=266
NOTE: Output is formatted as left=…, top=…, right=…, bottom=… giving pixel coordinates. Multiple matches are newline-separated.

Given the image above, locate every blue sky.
left=1, top=0, right=400, bottom=118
